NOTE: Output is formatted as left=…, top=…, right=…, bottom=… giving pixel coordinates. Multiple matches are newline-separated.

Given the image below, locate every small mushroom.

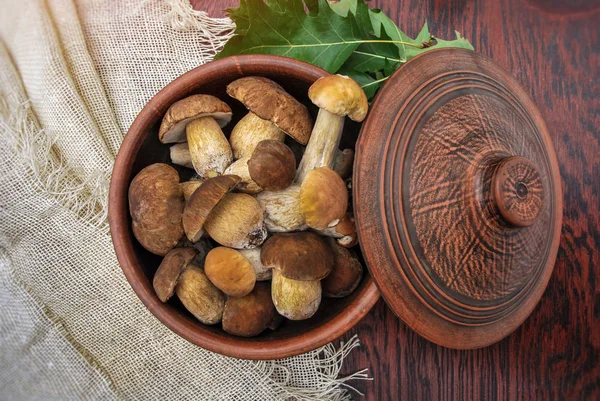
left=271, top=269, right=321, bottom=321
left=296, top=75, right=368, bottom=182
left=170, top=143, right=194, bottom=169
left=180, top=178, right=204, bottom=202
left=316, top=211, right=358, bottom=248
left=153, top=247, right=198, bottom=302
left=204, top=193, right=267, bottom=249
left=322, top=239, right=363, bottom=298
left=223, top=156, right=262, bottom=194
left=299, top=167, right=348, bottom=230
left=256, top=184, right=308, bottom=232
left=333, top=148, right=354, bottom=180
left=248, top=140, right=296, bottom=191
left=229, top=112, right=286, bottom=159
left=175, top=263, right=225, bottom=325
left=222, top=282, right=275, bottom=337
left=261, top=232, right=333, bottom=281
left=227, top=76, right=313, bottom=147
left=204, top=247, right=256, bottom=297
left=238, top=248, right=272, bottom=281
left=182, top=175, right=240, bottom=242
left=159, top=94, right=232, bottom=144
left=129, top=163, right=184, bottom=256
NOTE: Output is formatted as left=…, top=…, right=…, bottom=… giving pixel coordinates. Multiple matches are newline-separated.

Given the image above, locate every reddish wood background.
left=191, top=0, right=599, bottom=399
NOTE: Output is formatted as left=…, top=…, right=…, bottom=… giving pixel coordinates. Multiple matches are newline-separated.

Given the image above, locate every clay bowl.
left=108, top=55, right=380, bottom=360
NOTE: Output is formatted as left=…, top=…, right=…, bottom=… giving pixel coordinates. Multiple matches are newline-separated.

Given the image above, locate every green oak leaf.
left=216, top=0, right=364, bottom=73
left=216, top=0, right=474, bottom=99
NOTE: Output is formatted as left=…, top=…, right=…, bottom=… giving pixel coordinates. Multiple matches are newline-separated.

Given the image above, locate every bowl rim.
left=108, top=54, right=380, bottom=360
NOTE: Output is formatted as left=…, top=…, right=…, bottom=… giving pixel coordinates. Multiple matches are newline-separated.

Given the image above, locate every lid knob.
left=491, top=156, right=544, bottom=227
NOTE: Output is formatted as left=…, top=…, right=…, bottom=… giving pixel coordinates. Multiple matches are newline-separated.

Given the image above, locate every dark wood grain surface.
left=191, top=0, right=600, bottom=399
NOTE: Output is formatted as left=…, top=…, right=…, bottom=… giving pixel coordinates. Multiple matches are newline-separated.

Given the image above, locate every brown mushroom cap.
left=129, top=163, right=184, bottom=256
left=308, top=74, right=368, bottom=122
left=153, top=247, right=198, bottom=302
left=299, top=167, right=349, bottom=230
left=204, top=247, right=256, bottom=297
left=158, top=94, right=232, bottom=143
left=260, top=232, right=333, bottom=281
left=204, top=193, right=267, bottom=249
left=182, top=175, right=240, bottom=242
left=227, top=77, right=312, bottom=145
left=271, top=269, right=321, bottom=320
left=176, top=264, right=225, bottom=325
left=248, top=140, right=296, bottom=191
left=222, top=282, right=275, bottom=337
left=322, top=239, right=363, bottom=298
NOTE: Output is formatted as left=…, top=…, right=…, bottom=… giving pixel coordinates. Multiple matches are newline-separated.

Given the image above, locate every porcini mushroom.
left=271, top=269, right=321, bottom=321
left=239, top=248, right=272, bottom=281
left=223, top=156, right=262, bottom=194
left=204, top=247, right=256, bottom=297
left=158, top=94, right=234, bottom=178
left=176, top=263, right=225, bottom=325
left=248, top=140, right=296, bottom=191
left=222, top=282, right=275, bottom=337
left=322, top=239, right=363, bottom=298
left=182, top=175, right=240, bottom=242
left=228, top=112, right=286, bottom=159
left=255, top=185, right=307, bottom=232
left=299, top=167, right=348, bottom=230
left=295, top=75, right=368, bottom=182
left=204, top=193, right=267, bottom=249
left=129, top=163, right=184, bottom=256
left=261, top=232, right=333, bottom=281
left=153, top=247, right=198, bottom=302
left=226, top=76, right=313, bottom=149
left=159, top=94, right=232, bottom=143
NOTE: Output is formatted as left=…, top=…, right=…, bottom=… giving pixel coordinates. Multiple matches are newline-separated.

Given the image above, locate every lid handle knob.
left=491, top=156, right=544, bottom=227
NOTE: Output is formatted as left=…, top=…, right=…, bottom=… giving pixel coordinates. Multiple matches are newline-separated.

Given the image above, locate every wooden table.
left=192, top=1, right=599, bottom=399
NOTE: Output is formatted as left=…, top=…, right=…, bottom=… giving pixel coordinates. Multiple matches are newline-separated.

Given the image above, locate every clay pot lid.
left=354, top=48, right=562, bottom=349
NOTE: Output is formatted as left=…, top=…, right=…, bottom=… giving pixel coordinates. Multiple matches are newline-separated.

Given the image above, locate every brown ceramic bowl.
left=108, top=55, right=380, bottom=360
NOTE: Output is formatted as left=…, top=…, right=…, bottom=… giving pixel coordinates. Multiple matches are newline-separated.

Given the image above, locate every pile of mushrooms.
left=128, top=75, right=368, bottom=337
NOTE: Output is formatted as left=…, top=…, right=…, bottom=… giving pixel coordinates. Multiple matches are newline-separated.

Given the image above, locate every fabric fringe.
left=0, top=96, right=110, bottom=231
left=161, top=0, right=235, bottom=54
left=255, top=335, right=372, bottom=400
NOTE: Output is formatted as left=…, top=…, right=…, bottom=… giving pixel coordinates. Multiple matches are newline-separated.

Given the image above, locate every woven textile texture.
left=0, top=0, right=369, bottom=399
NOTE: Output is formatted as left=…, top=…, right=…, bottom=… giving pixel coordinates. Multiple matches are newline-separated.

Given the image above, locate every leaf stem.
left=361, top=75, right=390, bottom=88
left=238, top=39, right=425, bottom=53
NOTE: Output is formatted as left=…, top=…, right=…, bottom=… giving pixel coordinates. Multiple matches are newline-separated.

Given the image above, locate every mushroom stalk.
left=295, top=108, right=344, bottom=183
left=186, top=117, right=232, bottom=179
left=170, top=143, right=193, bottom=168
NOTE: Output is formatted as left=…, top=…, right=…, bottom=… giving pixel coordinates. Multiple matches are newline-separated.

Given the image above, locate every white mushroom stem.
left=256, top=185, right=308, bottom=232
left=295, top=108, right=345, bottom=182
left=186, top=117, right=233, bottom=179
left=170, top=143, right=194, bottom=168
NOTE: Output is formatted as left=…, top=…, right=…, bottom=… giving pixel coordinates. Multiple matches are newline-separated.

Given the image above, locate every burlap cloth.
left=0, top=1, right=369, bottom=399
